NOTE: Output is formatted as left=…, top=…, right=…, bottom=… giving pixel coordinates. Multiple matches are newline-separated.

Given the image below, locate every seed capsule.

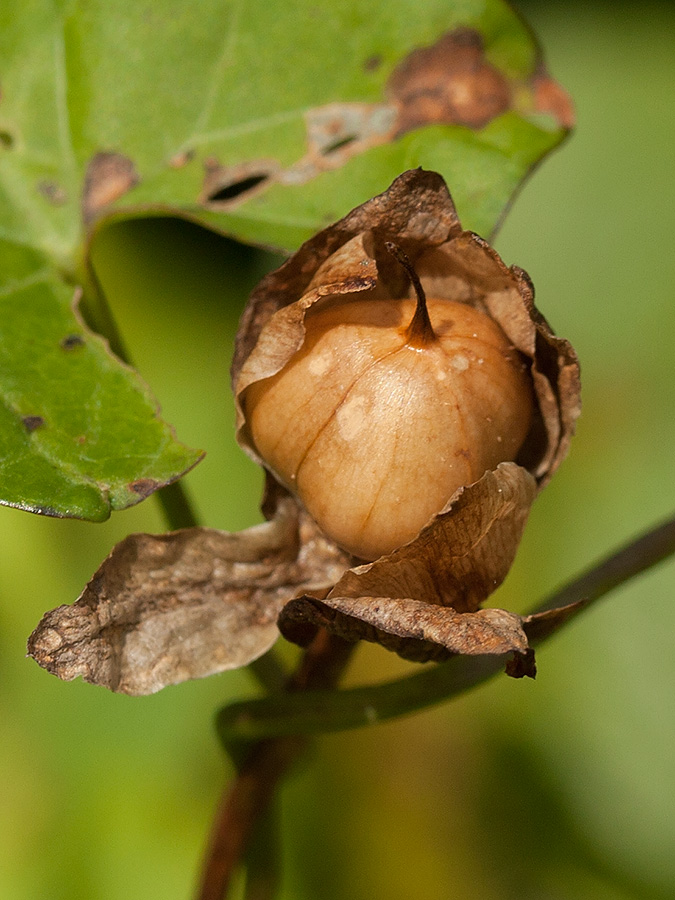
left=244, top=250, right=534, bottom=561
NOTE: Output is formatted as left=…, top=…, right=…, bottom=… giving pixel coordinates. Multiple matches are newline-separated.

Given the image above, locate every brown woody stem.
left=196, top=630, right=355, bottom=900
left=197, top=737, right=306, bottom=900
left=384, top=241, right=436, bottom=348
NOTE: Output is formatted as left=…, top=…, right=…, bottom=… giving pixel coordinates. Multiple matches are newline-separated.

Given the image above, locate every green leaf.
left=0, top=0, right=570, bottom=518
left=0, top=240, right=202, bottom=518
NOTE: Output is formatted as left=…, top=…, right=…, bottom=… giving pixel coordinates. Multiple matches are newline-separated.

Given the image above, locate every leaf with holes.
left=0, top=0, right=571, bottom=518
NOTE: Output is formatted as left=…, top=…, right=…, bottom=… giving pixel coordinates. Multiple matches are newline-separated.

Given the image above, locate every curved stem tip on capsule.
left=384, top=241, right=437, bottom=349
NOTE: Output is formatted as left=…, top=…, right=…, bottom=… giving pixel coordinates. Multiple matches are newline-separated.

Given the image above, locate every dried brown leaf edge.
left=29, top=170, right=581, bottom=694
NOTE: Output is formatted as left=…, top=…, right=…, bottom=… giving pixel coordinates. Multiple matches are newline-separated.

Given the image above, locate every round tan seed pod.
left=243, top=246, right=534, bottom=561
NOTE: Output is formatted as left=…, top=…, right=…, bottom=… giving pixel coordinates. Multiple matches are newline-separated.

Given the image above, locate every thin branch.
left=78, top=224, right=301, bottom=894
left=218, top=654, right=500, bottom=742
left=197, top=737, right=306, bottom=900
left=76, top=249, right=131, bottom=364
left=242, top=801, right=282, bottom=900
left=196, top=632, right=355, bottom=900
left=246, top=648, right=290, bottom=695
left=532, top=512, right=675, bottom=615
left=200, top=512, right=675, bottom=898
left=216, top=511, right=675, bottom=742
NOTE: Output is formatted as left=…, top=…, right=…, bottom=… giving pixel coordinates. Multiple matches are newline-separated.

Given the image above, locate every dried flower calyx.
left=234, top=168, right=580, bottom=665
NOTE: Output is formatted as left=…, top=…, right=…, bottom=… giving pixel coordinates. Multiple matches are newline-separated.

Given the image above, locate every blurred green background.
left=2, top=2, right=675, bottom=897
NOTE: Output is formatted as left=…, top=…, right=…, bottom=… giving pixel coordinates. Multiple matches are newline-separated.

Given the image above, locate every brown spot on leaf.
left=245, top=33, right=570, bottom=193
left=321, top=134, right=359, bottom=155
left=23, top=415, right=45, bottom=432
left=168, top=148, right=195, bottom=169
left=82, top=152, right=139, bottom=224
left=38, top=180, right=68, bottom=206
left=388, top=28, right=511, bottom=133
left=531, top=63, right=575, bottom=129
left=298, top=103, right=396, bottom=170
left=129, top=478, right=161, bottom=499
left=309, top=103, right=396, bottom=157
left=60, top=333, right=85, bottom=350
left=201, top=160, right=278, bottom=207
left=277, top=103, right=397, bottom=186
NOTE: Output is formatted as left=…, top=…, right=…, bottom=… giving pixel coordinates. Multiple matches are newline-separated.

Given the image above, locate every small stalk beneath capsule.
left=385, top=241, right=436, bottom=348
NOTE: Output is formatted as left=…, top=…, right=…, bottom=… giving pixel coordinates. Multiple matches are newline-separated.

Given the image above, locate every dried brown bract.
left=28, top=495, right=349, bottom=695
